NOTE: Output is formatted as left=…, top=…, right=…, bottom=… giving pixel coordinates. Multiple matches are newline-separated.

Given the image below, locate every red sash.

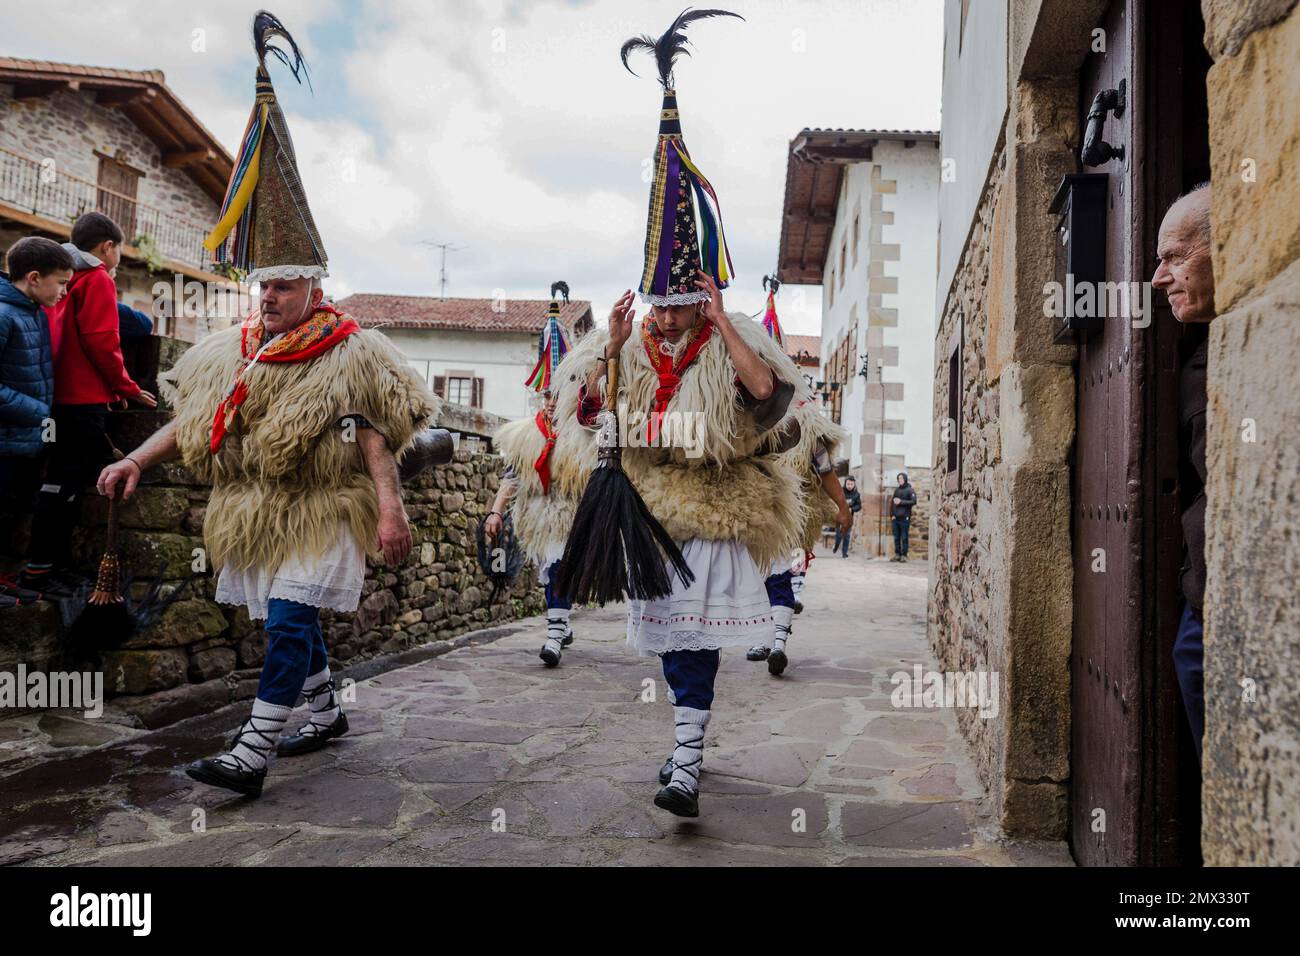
left=641, top=318, right=713, bottom=443
left=210, top=305, right=360, bottom=454
left=533, top=410, right=556, bottom=495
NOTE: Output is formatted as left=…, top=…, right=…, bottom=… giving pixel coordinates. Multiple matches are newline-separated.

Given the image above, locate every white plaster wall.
left=936, top=0, right=1008, bottom=307
left=886, top=141, right=941, bottom=469
left=376, top=327, right=543, bottom=421
left=819, top=141, right=939, bottom=475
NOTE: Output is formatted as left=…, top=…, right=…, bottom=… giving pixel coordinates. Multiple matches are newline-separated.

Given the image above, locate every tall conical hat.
left=204, top=11, right=328, bottom=284
left=525, top=280, right=571, bottom=392
left=621, top=8, right=741, bottom=307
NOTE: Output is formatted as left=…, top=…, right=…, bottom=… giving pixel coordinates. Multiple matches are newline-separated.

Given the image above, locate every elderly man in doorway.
left=1151, top=182, right=1213, bottom=759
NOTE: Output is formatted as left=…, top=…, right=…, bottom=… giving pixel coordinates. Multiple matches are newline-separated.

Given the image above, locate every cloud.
left=6, top=0, right=942, bottom=333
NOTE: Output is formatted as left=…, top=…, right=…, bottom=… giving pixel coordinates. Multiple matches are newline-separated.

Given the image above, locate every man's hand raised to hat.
left=694, top=271, right=727, bottom=325
left=607, top=289, right=636, bottom=355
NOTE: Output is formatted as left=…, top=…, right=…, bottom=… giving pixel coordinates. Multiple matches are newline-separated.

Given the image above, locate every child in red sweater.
left=22, top=213, right=156, bottom=596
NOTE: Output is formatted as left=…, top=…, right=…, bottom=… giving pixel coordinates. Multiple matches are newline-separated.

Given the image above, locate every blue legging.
left=764, top=569, right=795, bottom=608
left=544, top=560, right=571, bottom=610
left=661, top=649, right=721, bottom=710
left=257, top=598, right=328, bottom=707
left=1173, top=602, right=1204, bottom=758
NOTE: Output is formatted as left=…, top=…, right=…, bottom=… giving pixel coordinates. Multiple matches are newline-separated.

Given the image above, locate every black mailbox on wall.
left=1048, top=173, right=1108, bottom=343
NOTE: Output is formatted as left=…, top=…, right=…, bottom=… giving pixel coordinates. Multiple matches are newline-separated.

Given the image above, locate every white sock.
left=301, top=667, right=340, bottom=732
left=215, top=698, right=291, bottom=773
left=771, top=605, right=794, bottom=652
left=667, top=706, right=711, bottom=795
left=546, top=607, right=571, bottom=642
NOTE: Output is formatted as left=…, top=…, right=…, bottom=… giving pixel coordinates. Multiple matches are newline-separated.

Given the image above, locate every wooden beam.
left=11, top=81, right=66, bottom=100
left=162, top=149, right=217, bottom=168
left=96, top=86, right=156, bottom=107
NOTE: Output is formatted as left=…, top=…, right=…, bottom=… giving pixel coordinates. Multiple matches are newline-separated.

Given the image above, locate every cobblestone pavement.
left=2, top=550, right=1071, bottom=866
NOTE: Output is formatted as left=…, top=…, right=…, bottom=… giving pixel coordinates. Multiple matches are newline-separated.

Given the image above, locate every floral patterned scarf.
left=210, top=305, right=360, bottom=454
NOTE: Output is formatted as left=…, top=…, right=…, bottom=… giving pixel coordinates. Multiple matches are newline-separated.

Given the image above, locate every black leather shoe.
left=746, top=645, right=771, bottom=662
left=653, top=785, right=699, bottom=818
left=539, top=642, right=562, bottom=667
left=658, top=757, right=675, bottom=785
left=768, top=649, right=789, bottom=676
left=277, top=711, right=349, bottom=757
left=561, top=629, right=574, bottom=647
left=793, top=600, right=804, bottom=615
left=185, top=757, right=266, bottom=797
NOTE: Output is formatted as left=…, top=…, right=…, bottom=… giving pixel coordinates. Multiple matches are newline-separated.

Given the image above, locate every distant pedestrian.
left=890, top=472, right=917, bottom=562
left=834, top=476, right=861, bottom=557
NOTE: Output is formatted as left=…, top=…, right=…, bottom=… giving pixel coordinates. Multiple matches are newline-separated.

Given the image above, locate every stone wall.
left=1199, top=0, right=1300, bottom=866
left=0, top=338, right=546, bottom=730
left=928, top=53, right=1082, bottom=839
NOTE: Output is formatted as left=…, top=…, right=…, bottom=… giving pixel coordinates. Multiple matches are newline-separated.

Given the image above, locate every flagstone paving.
left=1, top=551, right=1072, bottom=867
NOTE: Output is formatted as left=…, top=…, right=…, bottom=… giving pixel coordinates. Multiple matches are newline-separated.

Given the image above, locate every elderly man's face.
left=260, top=277, right=323, bottom=336
left=1152, top=194, right=1215, bottom=324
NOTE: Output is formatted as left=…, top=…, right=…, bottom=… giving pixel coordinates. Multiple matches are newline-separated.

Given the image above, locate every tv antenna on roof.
left=418, top=240, right=465, bottom=299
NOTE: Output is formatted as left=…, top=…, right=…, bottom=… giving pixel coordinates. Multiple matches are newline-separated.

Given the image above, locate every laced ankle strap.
left=302, top=678, right=336, bottom=704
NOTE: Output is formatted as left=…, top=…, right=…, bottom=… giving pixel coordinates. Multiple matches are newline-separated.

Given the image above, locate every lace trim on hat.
left=640, top=290, right=710, bottom=306
left=247, top=264, right=330, bottom=283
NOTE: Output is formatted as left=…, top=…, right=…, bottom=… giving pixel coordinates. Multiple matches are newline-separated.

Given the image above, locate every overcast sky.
left=6, top=0, right=942, bottom=335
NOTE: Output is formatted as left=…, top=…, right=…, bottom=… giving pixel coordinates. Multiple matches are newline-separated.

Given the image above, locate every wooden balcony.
left=0, top=145, right=230, bottom=283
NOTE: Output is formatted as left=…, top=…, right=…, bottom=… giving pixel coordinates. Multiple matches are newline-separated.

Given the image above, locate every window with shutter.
left=432, top=376, right=446, bottom=398
left=472, top=377, right=484, bottom=409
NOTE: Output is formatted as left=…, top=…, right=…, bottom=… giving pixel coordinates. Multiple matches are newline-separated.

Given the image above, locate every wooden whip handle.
left=605, top=355, right=620, bottom=410
left=105, top=493, right=120, bottom=552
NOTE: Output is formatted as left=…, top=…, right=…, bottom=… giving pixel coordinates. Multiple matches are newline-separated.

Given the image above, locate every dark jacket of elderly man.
left=1152, top=182, right=1214, bottom=759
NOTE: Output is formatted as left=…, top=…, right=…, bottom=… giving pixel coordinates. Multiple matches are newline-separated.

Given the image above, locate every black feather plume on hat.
left=620, top=7, right=744, bottom=89
left=253, top=9, right=312, bottom=89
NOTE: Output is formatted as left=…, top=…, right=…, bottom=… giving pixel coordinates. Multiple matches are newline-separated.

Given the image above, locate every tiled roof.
left=337, top=294, right=594, bottom=335
left=784, top=334, right=821, bottom=362
left=776, top=128, right=939, bottom=285
left=0, top=58, right=233, bottom=202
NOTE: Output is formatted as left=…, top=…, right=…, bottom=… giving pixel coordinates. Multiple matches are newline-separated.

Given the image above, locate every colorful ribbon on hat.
left=762, top=290, right=784, bottom=347
left=533, top=410, right=556, bottom=494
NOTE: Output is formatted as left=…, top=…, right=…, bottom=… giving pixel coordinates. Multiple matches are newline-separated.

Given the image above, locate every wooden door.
left=96, top=155, right=140, bottom=241
left=1070, top=0, right=1208, bottom=866
left=1070, top=0, right=1142, bottom=867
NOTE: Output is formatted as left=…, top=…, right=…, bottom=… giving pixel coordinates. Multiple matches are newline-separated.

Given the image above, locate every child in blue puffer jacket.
left=0, top=237, right=73, bottom=600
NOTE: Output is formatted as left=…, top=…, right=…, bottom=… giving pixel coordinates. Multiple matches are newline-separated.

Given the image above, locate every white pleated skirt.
left=627, top=538, right=773, bottom=657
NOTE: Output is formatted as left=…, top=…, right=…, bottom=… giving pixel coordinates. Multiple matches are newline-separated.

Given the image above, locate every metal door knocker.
left=1082, top=78, right=1126, bottom=167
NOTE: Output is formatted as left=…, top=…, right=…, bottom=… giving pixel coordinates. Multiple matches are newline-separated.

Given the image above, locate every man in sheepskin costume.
left=745, top=400, right=851, bottom=675
left=744, top=279, right=853, bottom=675
left=96, top=13, right=437, bottom=798
left=486, top=289, right=596, bottom=667
left=553, top=8, right=834, bottom=818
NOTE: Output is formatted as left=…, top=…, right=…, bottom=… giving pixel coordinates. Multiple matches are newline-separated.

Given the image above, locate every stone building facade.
left=0, top=339, right=546, bottom=730
left=1198, top=0, right=1300, bottom=867
left=776, top=130, right=941, bottom=558
left=929, top=0, right=1300, bottom=865
left=0, top=59, right=241, bottom=339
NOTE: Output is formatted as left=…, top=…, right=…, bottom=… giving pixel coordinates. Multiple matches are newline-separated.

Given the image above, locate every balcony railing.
left=0, top=146, right=217, bottom=274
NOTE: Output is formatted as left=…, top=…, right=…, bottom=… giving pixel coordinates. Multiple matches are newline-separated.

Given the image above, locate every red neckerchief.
left=210, top=305, right=361, bottom=454
left=641, top=317, right=713, bottom=443
left=533, top=410, right=556, bottom=495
